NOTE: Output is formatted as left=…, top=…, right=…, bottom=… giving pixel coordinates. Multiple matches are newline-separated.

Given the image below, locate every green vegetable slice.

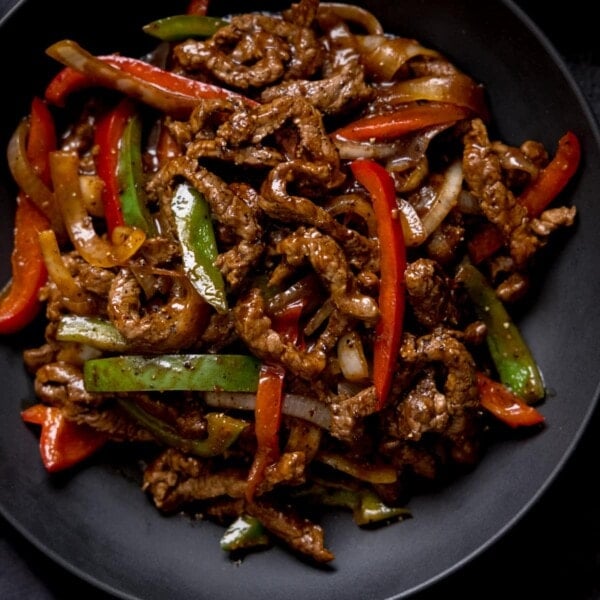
left=117, top=111, right=157, bottom=235
left=84, top=354, right=261, bottom=392
left=457, top=260, right=545, bottom=403
left=118, top=398, right=247, bottom=457
left=220, top=515, right=270, bottom=551
left=172, top=182, right=228, bottom=313
left=142, top=15, right=228, bottom=41
left=56, top=315, right=129, bottom=352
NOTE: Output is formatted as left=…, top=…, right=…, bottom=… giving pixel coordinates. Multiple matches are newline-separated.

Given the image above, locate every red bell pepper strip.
left=21, top=404, right=108, bottom=472
left=244, top=299, right=305, bottom=500
left=246, top=363, right=285, bottom=502
left=0, top=197, right=49, bottom=334
left=187, top=0, right=210, bottom=15
left=271, top=298, right=305, bottom=347
left=476, top=372, right=545, bottom=428
left=94, top=99, right=136, bottom=234
left=26, top=97, right=56, bottom=186
left=44, top=43, right=257, bottom=115
left=468, top=130, right=581, bottom=264
left=350, top=159, right=406, bottom=409
left=333, top=102, right=471, bottom=142
left=0, top=98, right=55, bottom=335
left=519, top=130, right=581, bottom=216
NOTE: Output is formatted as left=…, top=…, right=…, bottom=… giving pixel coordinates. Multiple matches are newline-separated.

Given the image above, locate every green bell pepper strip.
left=457, top=260, right=545, bottom=403
left=56, top=315, right=129, bottom=352
left=117, top=398, right=247, bottom=458
left=117, top=110, right=158, bottom=235
left=142, top=15, right=228, bottom=41
left=220, top=515, right=270, bottom=552
left=294, top=484, right=410, bottom=526
left=84, top=354, right=261, bottom=392
left=172, top=182, right=228, bottom=313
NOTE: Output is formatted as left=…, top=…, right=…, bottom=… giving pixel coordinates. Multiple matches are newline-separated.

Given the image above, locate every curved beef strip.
left=173, top=0, right=323, bottom=90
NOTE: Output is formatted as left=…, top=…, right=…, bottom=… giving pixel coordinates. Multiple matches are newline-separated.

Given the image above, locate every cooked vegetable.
left=21, top=404, right=108, bottom=472
left=56, top=315, right=129, bottom=352
left=296, top=484, right=411, bottom=526
left=171, top=182, right=227, bottom=313
left=117, top=399, right=247, bottom=457
left=245, top=363, right=286, bottom=501
left=350, top=159, right=406, bottom=409
left=143, top=14, right=228, bottom=41
left=334, top=103, right=472, bottom=142
left=44, top=44, right=257, bottom=115
left=0, top=98, right=55, bottom=334
left=50, top=150, right=146, bottom=268
left=476, top=372, right=545, bottom=428
left=84, top=354, right=261, bottom=392
left=457, top=260, right=545, bottom=403
left=94, top=99, right=134, bottom=233
left=117, top=108, right=158, bottom=235
left=220, top=515, right=270, bottom=552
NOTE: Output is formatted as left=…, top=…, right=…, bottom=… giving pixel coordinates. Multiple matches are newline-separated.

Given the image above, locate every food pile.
left=1, top=0, right=580, bottom=562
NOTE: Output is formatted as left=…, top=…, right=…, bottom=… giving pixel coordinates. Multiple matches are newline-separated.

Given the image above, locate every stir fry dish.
left=1, top=0, right=581, bottom=563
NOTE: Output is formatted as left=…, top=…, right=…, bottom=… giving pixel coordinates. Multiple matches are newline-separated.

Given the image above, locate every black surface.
left=1, top=1, right=600, bottom=599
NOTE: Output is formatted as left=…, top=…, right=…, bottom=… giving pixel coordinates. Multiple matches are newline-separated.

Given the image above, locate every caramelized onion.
left=38, top=230, right=97, bottom=313
left=49, top=150, right=146, bottom=268
left=397, top=198, right=427, bottom=247
left=355, top=35, right=441, bottom=80
left=374, top=74, right=489, bottom=119
left=318, top=3, right=384, bottom=34
left=7, top=119, right=65, bottom=238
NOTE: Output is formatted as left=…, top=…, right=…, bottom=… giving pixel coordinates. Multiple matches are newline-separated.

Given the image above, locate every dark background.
left=1, top=0, right=599, bottom=598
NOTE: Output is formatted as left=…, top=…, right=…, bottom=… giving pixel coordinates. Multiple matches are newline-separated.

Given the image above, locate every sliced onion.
left=420, top=160, right=464, bottom=238
left=204, top=391, right=332, bottom=431
left=50, top=150, right=146, bottom=268
left=79, top=174, right=105, bottom=218
left=337, top=332, right=369, bottom=382
left=38, top=229, right=97, bottom=313
left=374, top=74, right=489, bottom=119
left=316, top=450, right=397, bottom=483
left=333, top=137, right=406, bottom=160
left=7, top=119, right=65, bottom=238
left=356, top=35, right=441, bottom=80
left=303, top=298, right=334, bottom=337
left=318, top=3, right=384, bottom=35
left=324, top=193, right=377, bottom=237
left=397, top=198, right=427, bottom=247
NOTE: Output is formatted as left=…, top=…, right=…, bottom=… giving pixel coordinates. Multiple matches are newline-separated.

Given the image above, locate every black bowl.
left=1, top=1, right=599, bottom=599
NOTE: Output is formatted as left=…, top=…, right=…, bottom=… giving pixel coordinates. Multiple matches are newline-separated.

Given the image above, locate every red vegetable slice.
left=22, top=404, right=108, bottom=472
left=333, top=102, right=471, bottom=142
left=350, top=159, right=406, bottom=409
left=476, top=372, right=545, bottom=428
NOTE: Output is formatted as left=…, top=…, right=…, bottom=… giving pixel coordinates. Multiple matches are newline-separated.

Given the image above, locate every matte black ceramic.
left=1, top=1, right=599, bottom=599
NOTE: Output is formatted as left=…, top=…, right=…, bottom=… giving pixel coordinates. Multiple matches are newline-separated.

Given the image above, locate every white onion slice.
left=204, top=391, right=332, bottom=431
left=337, top=332, right=369, bottom=382
left=420, top=160, right=464, bottom=237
